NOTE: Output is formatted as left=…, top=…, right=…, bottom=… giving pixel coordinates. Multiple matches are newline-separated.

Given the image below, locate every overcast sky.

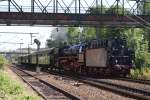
left=0, top=26, right=54, bottom=51
left=0, top=0, right=136, bottom=51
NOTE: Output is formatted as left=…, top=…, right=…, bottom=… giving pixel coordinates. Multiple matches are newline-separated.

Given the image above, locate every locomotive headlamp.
left=122, top=45, right=124, bottom=48
left=115, top=59, right=118, bottom=63
left=132, top=60, right=134, bottom=64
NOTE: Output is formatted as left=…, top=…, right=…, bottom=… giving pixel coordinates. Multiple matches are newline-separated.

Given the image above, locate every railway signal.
left=34, top=38, right=41, bottom=74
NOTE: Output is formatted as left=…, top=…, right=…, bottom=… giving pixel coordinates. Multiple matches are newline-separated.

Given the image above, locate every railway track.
left=11, top=65, right=150, bottom=100
left=10, top=66, right=80, bottom=100
left=116, top=77, right=150, bottom=85
left=82, top=78, right=150, bottom=99
left=47, top=71, right=150, bottom=100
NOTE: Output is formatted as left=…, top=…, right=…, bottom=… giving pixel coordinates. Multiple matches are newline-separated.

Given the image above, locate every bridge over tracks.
left=0, top=0, right=149, bottom=27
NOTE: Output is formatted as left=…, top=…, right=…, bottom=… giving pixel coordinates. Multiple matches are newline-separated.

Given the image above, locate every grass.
left=0, top=55, right=7, bottom=70
left=0, top=55, right=42, bottom=100
left=0, top=70, right=42, bottom=100
left=130, top=67, right=150, bottom=80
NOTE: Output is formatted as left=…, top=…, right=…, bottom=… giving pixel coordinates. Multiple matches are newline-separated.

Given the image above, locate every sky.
left=0, top=0, right=136, bottom=51
left=0, top=26, right=54, bottom=51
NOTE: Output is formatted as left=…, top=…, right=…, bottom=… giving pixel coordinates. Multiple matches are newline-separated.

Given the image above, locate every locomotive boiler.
left=57, top=43, right=87, bottom=72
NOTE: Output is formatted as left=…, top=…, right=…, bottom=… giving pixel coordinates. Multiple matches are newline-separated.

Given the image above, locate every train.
left=17, top=37, right=134, bottom=77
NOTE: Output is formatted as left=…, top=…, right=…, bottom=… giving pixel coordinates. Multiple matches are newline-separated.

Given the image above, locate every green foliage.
left=67, top=27, right=80, bottom=44
left=0, top=71, right=22, bottom=99
left=86, top=6, right=107, bottom=14
left=135, top=51, right=150, bottom=68
left=130, top=67, right=150, bottom=79
left=143, top=28, right=150, bottom=51
left=19, top=96, right=38, bottom=100
left=124, top=28, right=150, bottom=68
left=0, top=55, right=7, bottom=70
left=105, top=5, right=129, bottom=15
left=83, top=27, right=96, bottom=40
left=130, top=68, right=142, bottom=79
left=82, top=5, right=129, bottom=39
left=0, top=71, right=41, bottom=100
left=142, top=1, right=150, bottom=14
left=47, top=27, right=68, bottom=48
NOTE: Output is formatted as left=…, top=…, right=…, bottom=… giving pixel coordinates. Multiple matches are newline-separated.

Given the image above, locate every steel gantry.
left=0, top=0, right=149, bottom=27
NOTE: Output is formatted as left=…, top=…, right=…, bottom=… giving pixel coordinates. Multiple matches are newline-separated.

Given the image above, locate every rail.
left=10, top=66, right=80, bottom=100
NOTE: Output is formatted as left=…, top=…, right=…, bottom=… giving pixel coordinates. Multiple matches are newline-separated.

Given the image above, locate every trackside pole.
left=34, top=39, right=41, bottom=74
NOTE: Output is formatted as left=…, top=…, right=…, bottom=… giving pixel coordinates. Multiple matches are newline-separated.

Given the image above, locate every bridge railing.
left=0, top=0, right=149, bottom=15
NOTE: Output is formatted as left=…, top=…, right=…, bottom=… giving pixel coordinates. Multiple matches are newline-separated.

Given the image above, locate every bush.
left=135, top=51, right=150, bottom=68
left=130, top=67, right=150, bottom=79
left=130, top=69, right=141, bottom=79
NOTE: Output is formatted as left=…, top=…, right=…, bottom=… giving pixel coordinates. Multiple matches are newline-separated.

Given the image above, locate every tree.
left=46, top=27, right=68, bottom=48
left=142, top=0, right=150, bottom=15
left=138, top=0, right=150, bottom=51
left=67, top=27, right=80, bottom=44
left=82, top=5, right=129, bottom=39
left=86, top=6, right=106, bottom=14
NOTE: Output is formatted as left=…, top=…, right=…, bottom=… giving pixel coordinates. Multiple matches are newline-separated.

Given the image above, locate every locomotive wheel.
left=119, top=73, right=126, bottom=78
left=105, top=68, right=112, bottom=76
left=120, top=69, right=130, bottom=77
left=81, top=66, right=88, bottom=75
left=121, top=72, right=128, bottom=77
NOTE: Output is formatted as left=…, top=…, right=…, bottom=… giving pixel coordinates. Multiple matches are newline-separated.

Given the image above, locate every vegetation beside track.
left=130, top=41, right=150, bottom=80
left=0, top=55, right=8, bottom=69
left=0, top=55, right=42, bottom=100
left=130, top=67, right=150, bottom=80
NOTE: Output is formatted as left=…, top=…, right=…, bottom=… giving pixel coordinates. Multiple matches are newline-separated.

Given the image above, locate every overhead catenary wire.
left=0, top=42, right=24, bottom=44
left=0, top=32, right=38, bottom=34
left=0, top=32, right=39, bottom=45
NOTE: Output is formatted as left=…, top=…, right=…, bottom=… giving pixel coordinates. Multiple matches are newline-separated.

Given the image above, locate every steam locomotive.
left=18, top=37, right=134, bottom=77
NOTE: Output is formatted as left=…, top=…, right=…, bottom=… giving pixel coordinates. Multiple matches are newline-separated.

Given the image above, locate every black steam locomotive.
left=18, top=37, right=134, bottom=77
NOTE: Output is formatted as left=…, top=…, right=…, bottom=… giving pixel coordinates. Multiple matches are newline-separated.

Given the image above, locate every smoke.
left=51, top=27, right=68, bottom=42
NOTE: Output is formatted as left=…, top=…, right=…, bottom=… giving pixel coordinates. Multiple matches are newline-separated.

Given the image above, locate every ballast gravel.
left=25, top=71, right=135, bottom=100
